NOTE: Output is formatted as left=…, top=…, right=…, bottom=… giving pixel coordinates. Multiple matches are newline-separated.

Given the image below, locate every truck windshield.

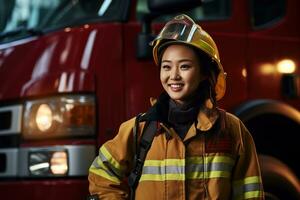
left=137, top=0, right=230, bottom=22
left=0, top=0, right=127, bottom=44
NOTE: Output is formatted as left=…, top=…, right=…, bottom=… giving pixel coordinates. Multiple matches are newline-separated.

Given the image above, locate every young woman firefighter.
left=88, top=14, right=264, bottom=200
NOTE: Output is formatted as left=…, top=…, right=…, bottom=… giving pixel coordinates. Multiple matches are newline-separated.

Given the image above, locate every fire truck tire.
left=258, top=155, right=300, bottom=200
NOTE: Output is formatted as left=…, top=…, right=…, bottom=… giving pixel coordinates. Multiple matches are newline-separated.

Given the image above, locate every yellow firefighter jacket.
left=89, top=98, right=264, bottom=200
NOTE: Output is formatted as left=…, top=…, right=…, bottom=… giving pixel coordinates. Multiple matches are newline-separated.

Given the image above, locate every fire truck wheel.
left=259, top=155, right=300, bottom=200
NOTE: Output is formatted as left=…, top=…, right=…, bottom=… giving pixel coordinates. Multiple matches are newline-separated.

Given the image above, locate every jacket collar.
left=139, top=93, right=169, bottom=123
left=140, top=93, right=219, bottom=132
left=196, top=105, right=219, bottom=131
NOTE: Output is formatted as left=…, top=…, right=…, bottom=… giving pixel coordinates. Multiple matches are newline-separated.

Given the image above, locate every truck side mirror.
left=136, top=13, right=157, bottom=60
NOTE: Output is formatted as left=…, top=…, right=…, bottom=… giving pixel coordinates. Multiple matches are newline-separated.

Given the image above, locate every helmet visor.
left=151, top=17, right=199, bottom=45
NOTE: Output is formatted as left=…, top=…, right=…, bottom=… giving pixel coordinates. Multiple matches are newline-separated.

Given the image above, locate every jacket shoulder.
left=224, top=112, right=255, bottom=153
left=110, top=117, right=137, bottom=143
left=109, top=115, right=147, bottom=146
left=224, top=112, right=240, bottom=124
left=224, top=112, right=247, bottom=132
left=119, top=117, right=136, bottom=131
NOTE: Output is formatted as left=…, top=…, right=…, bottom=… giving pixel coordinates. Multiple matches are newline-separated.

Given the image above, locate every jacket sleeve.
left=231, top=120, right=264, bottom=200
left=88, top=117, right=137, bottom=199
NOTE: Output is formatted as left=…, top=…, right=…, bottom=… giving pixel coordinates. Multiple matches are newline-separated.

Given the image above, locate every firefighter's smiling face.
left=160, top=44, right=204, bottom=104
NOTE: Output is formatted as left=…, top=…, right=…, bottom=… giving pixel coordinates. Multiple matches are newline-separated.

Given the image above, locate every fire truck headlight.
left=29, top=152, right=50, bottom=176
left=50, top=151, right=68, bottom=175
left=23, top=95, right=95, bottom=139
left=29, top=151, right=68, bottom=176
left=36, top=104, right=53, bottom=132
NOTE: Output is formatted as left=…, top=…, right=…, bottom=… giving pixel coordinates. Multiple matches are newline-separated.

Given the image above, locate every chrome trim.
left=67, top=145, right=96, bottom=176
left=0, top=105, right=22, bottom=135
left=0, top=148, right=18, bottom=177
left=0, top=37, right=37, bottom=49
left=18, top=145, right=96, bottom=177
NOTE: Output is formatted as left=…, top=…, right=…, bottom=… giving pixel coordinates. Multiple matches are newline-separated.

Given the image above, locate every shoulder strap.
left=128, top=117, right=157, bottom=200
left=132, top=113, right=143, bottom=156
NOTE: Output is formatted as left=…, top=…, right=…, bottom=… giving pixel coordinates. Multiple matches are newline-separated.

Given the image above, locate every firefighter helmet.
left=151, top=14, right=226, bottom=101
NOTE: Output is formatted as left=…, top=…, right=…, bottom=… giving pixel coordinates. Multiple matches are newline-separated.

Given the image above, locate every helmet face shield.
left=151, top=14, right=220, bottom=66
left=153, top=17, right=198, bottom=44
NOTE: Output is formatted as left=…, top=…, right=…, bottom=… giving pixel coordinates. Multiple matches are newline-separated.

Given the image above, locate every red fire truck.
left=0, top=0, right=299, bottom=199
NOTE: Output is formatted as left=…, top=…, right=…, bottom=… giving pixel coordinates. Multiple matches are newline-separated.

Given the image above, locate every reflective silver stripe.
left=90, top=146, right=125, bottom=182
left=234, top=183, right=262, bottom=195
left=141, top=156, right=234, bottom=181
left=98, top=150, right=123, bottom=178
left=143, top=163, right=232, bottom=174
left=187, top=162, right=233, bottom=173
left=233, top=176, right=263, bottom=199
left=143, top=165, right=184, bottom=174
left=92, top=157, right=101, bottom=168
left=92, top=157, right=120, bottom=178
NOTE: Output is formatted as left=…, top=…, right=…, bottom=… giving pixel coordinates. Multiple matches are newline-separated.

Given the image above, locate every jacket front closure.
left=158, top=122, right=209, bottom=200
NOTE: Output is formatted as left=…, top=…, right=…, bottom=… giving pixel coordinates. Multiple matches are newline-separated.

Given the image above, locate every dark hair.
left=193, top=46, right=220, bottom=106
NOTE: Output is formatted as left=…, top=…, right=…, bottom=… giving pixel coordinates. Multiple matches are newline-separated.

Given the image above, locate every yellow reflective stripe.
left=186, top=157, right=203, bottom=163
left=89, top=166, right=121, bottom=183
left=144, top=156, right=234, bottom=167
left=140, top=171, right=231, bottom=182
left=244, top=191, right=264, bottom=199
left=142, top=159, right=184, bottom=182
left=100, top=146, right=124, bottom=171
left=205, top=155, right=234, bottom=164
left=234, top=176, right=262, bottom=187
left=234, top=191, right=264, bottom=200
left=187, top=171, right=231, bottom=179
left=233, top=176, right=263, bottom=199
left=140, top=173, right=185, bottom=181
left=187, top=155, right=234, bottom=164
left=144, top=159, right=185, bottom=167
left=140, top=155, right=234, bottom=182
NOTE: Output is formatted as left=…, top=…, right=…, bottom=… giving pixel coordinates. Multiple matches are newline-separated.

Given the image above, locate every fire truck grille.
left=0, top=153, right=6, bottom=172
left=0, top=105, right=22, bottom=148
left=0, top=135, right=19, bottom=148
left=0, top=111, right=12, bottom=130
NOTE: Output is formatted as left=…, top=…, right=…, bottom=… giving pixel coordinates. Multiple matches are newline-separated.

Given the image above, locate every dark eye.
left=180, top=64, right=191, bottom=70
left=161, top=65, right=171, bottom=70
